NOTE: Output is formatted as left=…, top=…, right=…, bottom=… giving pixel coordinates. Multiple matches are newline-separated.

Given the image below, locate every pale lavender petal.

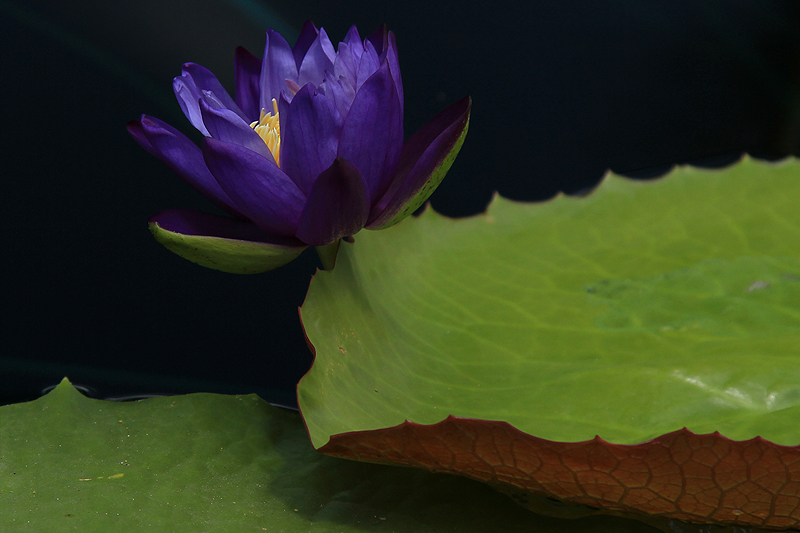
left=355, top=40, right=381, bottom=91
left=368, top=96, right=471, bottom=228
left=199, top=97, right=275, bottom=164
left=342, top=25, right=362, bottom=47
left=234, top=46, right=262, bottom=122
left=260, top=29, right=298, bottom=110
left=319, top=71, right=352, bottom=119
left=281, top=84, right=343, bottom=195
left=182, top=63, right=246, bottom=120
left=338, top=61, right=403, bottom=202
left=338, top=76, right=356, bottom=110
left=202, top=138, right=305, bottom=237
left=173, top=73, right=209, bottom=136
left=295, top=158, right=370, bottom=246
left=292, top=20, right=319, bottom=68
left=297, top=28, right=336, bottom=88
left=333, top=27, right=363, bottom=85
left=131, top=115, right=243, bottom=217
left=333, top=41, right=357, bottom=85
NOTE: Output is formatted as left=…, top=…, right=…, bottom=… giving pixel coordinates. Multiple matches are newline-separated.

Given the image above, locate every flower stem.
left=315, top=240, right=341, bottom=270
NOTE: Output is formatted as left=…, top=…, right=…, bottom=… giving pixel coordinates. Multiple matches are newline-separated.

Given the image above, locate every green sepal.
left=149, top=220, right=307, bottom=274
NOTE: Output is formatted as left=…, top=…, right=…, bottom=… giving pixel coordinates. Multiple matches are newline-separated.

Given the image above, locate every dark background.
left=2, top=0, right=799, bottom=406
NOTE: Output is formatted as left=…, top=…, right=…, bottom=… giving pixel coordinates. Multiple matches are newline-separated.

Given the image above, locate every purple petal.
left=339, top=76, right=357, bottom=112
left=295, top=158, right=370, bottom=246
left=173, top=73, right=209, bottom=136
left=354, top=40, right=381, bottom=91
left=199, top=97, right=275, bottom=164
left=280, top=83, right=343, bottom=195
left=278, top=90, right=291, bottom=142
left=149, top=208, right=303, bottom=246
left=234, top=46, right=262, bottom=122
left=385, top=31, right=403, bottom=114
left=130, top=115, right=243, bottom=217
left=333, top=39, right=362, bottom=87
left=292, top=21, right=319, bottom=68
left=319, top=71, right=353, bottom=120
left=366, top=25, right=388, bottom=56
left=333, top=27, right=371, bottom=91
left=127, top=119, right=156, bottom=155
left=342, top=25, right=362, bottom=47
left=202, top=138, right=305, bottom=237
left=297, top=28, right=336, bottom=88
left=368, top=96, right=471, bottom=229
left=182, top=63, right=246, bottom=120
left=260, top=29, right=298, bottom=110
left=338, top=61, right=403, bottom=203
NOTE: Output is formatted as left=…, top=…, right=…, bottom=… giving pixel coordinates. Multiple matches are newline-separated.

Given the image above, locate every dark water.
left=2, top=0, right=799, bottom=406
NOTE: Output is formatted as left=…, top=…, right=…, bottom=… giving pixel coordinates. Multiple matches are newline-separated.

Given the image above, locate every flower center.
left=250, top=98, right=281, bottom=166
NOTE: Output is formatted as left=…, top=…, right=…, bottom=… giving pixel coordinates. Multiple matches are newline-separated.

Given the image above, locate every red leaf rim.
left=318, top=416, right=800, bottom=530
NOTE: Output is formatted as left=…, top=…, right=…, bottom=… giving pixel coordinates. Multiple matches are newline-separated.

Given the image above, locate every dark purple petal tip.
left=234, top=46, right=262, bottom=122
left=295, top=158, right=370, bottom=246
left=127, top=119, right=155, bottom=155
left=368, top=96, right=472, bottom=229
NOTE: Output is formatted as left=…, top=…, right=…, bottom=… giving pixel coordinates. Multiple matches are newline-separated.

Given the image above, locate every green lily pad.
left=297, top=156, right=800, bottom=529
left=0, top=379, right=680, bottom=532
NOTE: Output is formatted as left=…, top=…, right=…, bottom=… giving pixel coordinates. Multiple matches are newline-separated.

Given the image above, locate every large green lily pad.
left=297, top=156, right=800, bottom=529
left=0, top=379, right=680, bottom=532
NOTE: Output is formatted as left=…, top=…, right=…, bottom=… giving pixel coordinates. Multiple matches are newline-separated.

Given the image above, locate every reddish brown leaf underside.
left=319, top=417, right=800, bottom=530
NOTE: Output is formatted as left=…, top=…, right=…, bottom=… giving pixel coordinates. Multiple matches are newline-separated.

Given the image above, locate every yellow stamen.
left=250, top=98, right=281, bottom=166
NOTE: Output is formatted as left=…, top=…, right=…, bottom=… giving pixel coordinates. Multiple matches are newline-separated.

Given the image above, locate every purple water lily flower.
left=129, top=22, right=470, bottom=273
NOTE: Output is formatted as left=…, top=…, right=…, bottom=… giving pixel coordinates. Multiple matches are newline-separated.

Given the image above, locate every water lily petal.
left=298, top=28, right=336, bottom=88
left=149, top=208, right=306, bottom=273
left=234, top=46, right=262, bottom=122
left=199, top=97, right=275, bottom=163
left=127, top=118, right=156, bottom=155
left=367, top=96, right=471, bottom=229
left=360, top=26, right=403, bottom=112
left=333, top=31, right=363, bottom=86
left=365, top=25, right=388, bottom=55
left=281, top=83, right=343, bottom=195
left=295, top=158, right=370, bottom=246
left=292, top=20, right=319, bottom=68
left=354, top=40, right=381, bottom=91
left=385, top=31, right=403, bottom=113
left=202, top=138, right=305, bottom=237
left=319, top=71, right=352, bottom=120
left=338, top=60, right=403, bottom=203
left=260, top=29, right=297, bottom=109
left=277, top=89, right=291, bottom=137
left=129, top=115, right=243, bottom=217
left=182, top=63, right=246, bottom=120
left=173, top=73, right=209, bottom=136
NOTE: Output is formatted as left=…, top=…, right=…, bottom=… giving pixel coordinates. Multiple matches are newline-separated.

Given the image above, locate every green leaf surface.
left=0, top=379, right=677, bottom=532
left=297, top=157, right=800, bottom=526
